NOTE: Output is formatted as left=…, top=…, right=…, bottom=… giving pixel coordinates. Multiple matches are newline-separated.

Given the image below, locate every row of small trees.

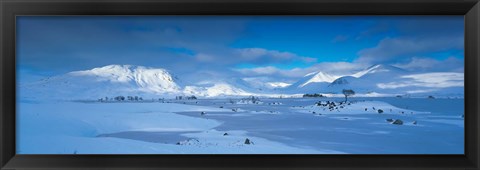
left=303, top=89, right=355, bottom=102
left=175, top=95, right=197, bottom=100
left=98, top=96, right=143, bottom=102
left=303, top=93, right=325, bottom=98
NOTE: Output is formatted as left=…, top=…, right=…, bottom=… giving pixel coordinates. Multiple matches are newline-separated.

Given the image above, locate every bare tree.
left=342, top=89, right=355, bottom=102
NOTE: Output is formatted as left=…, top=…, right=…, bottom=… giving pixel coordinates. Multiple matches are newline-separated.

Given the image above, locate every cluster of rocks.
left=176, top=138, right=200, bottom=145
left=316, top=101, right=350, bottom=111
left=386, top=119, right=417, bottom=125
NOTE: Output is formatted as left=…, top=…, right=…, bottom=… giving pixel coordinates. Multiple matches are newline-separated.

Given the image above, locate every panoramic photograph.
left=16, top=16, right=464, bottom=154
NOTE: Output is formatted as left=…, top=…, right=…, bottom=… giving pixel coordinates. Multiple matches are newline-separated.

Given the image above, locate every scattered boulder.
left=219, top=106, right=224, bottom=108
left=232, top=108, right=238, bottom=112
left=244, top=138, right=251, bottom=145
left=412, top=121, right=417, bottom=125
left=200, top=111, right=206, bottom=115
left=386, top=118, right=394, bottom=122
left=365, top=108, right=368, bottom=111
left=461, top=114, right=464, bottom=118
left=392, top=119, right=403, bottom=125
left=223, top=133, right=229, bottom=136
left=378, top=109, right=384, bottom=114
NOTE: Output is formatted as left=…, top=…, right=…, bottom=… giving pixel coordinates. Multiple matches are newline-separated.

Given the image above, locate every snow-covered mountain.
left=70, top=65, right=182, bottom=93
left=325, top=64, right=464, bottom=97
left=183, top=83, right=253, bottom=97
left=292, top=71, right=338, bottom=88
left=281, top=71, right=338, bottom=93
left=282, top=64, right=464, bottom=97
left=19, top=65, right=183, bottom=100
left=350, top=64, right=406, bottom=78
left=19, top=64, right=464, bottom=101
left=19, top=65, right=257, bottom=100
left=325, top=64, right=408, bottom=94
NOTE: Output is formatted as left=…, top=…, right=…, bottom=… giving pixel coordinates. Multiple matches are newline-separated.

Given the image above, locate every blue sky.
left=17, top=16, right=464, bottom=84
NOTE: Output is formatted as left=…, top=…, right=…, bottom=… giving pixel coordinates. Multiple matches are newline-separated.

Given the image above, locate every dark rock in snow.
left=412, top=121, right=417, bottom=125
left=378, top=109, right=384, bottom=114
left=200, top=111, right=206, bottom=115
left=244, top=138, right=251, bottom=144
left=392, top=119, right=403, bottom=125
left=386, top=118, right=394, bottom=122
left=223, top=133, right=229, bottom=136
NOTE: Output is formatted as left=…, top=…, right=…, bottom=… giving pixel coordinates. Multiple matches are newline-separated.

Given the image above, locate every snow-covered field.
left=17, top=97, right=464, bottom=154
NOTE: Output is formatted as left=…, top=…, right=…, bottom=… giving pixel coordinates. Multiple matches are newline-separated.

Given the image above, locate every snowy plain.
left=17, top=97, right=464, bottom=154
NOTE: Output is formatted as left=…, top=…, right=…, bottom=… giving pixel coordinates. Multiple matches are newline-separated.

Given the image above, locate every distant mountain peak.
left=328, top=76, right=352, bottom=87
left=19, top=65, right=182, bottom=100
left=295, top=71, right=336, bottom=87
left=351, top=64, right=405, bottom=78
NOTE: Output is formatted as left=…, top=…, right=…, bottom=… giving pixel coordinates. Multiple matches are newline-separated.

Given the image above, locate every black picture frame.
left=1, top=0, right=479, bottom=169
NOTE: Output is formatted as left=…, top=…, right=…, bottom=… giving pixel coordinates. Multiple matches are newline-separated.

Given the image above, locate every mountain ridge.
left=19, top=64, right=464, bottom=100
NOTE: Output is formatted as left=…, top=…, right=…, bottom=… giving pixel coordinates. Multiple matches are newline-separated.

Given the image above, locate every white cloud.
left=237, top=48, right=294, bottom=60
left=300, top=57, right=318, bottom=63
left=311, top=62, right=367, bottom=75
left=236, top=48, right=300, bottom=61
left=356, top=36, right=463, bottom=64
left=195, top=53, right=216, bottom=62
left=377, top=72, right=464, bottom=89
left=393, top=57, right=464, bottom=72
left=237, top=66, right=279, bottom=75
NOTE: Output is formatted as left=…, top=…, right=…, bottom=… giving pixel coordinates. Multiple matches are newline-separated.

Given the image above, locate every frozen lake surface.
left=17, top=97, right=464, bottom=154
left=97, top=131, right=196, bottom=144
